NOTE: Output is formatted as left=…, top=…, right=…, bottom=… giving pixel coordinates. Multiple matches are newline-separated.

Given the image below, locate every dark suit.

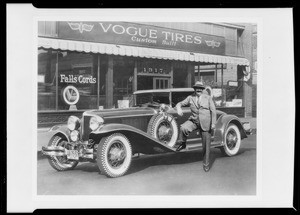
left=176, top=92, right=216, bottom=166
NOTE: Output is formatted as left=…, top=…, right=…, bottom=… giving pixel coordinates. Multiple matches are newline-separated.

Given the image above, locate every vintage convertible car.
left=42, top=87, right=250, bottom=178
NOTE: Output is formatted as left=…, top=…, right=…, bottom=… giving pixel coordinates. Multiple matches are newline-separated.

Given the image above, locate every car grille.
left=81, top=115, right=92, bottom=141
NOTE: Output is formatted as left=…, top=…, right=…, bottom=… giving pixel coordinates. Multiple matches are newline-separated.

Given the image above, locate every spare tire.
left=147, top=113, right=179, bottom=148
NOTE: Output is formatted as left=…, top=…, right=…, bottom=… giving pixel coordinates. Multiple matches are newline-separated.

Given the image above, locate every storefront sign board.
left=57, top=22, right=226, bottom=55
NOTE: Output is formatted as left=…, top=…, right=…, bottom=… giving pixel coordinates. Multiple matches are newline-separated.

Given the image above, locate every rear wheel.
left=147, top=113, right=178, bottom=148
left=97, top=133, right=132, bottom=178
left=220, top=124, right=241, bottom=156
left=47, top=135, right=78, bottom=171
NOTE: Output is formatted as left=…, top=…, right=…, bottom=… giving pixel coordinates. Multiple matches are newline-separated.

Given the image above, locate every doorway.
left=153, top=78, right=170, bottom=89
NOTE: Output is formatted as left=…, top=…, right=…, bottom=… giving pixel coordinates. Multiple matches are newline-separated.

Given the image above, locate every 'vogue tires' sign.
left=57, top=21, right=225, bottom=55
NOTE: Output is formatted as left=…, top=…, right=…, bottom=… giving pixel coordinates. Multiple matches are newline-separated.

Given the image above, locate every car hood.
left=83, top=107, right=158, bottom=119
left=83, top=107, right=226, bottom=118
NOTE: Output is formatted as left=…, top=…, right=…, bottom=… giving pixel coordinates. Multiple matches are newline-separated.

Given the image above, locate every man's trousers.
left=178, top=119, right=212, bottom=166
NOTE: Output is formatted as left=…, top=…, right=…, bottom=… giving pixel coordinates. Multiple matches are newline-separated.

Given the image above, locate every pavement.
left=37, top=117, right=256, bottom=154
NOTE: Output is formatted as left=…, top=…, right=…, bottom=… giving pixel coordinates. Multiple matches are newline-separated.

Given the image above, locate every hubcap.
left=108, top=141, right=126, bottom=168
left=157, top=121, right=173, bottom=143
left=226, top=129, right=237, bottom=149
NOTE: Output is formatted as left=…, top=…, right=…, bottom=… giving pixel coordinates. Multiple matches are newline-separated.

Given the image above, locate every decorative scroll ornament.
left=68, top=22, right=94, bottom=33
left=205, top=40, right=221, bottom=48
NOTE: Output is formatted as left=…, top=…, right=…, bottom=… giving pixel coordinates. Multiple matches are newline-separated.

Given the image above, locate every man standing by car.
left=175, top=81, right=216, bottom=172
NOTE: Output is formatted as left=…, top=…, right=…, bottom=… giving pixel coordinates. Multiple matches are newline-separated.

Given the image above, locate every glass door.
left=153, top=78, right=170, bottom=89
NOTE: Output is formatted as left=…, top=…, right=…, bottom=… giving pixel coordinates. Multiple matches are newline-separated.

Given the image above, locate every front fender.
left=214, top=114, right=247, bottom=146
left=90, top=123, right=176, bottom=155
left=48, top=124, right=71, bottom=142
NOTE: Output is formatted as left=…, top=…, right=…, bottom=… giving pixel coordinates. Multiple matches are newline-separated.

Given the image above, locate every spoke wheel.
left=47, top=135, right=78, bottom=171
left=107, top=141, right=127, bottom=169
left=220, top=123, right=241, bottom=156
left=97, top=133, right=132, bottom=178
left=156, top=120, right=174, bottom=143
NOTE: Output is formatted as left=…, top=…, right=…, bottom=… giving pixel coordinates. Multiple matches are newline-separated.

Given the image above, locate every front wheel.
left=47, top=135, right=78, bottom=171
left=97, top=133, right=132, bottom=178
left=220, top=123, right=241, bottom=156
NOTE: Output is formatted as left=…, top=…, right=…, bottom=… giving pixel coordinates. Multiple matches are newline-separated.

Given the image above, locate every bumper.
left=41, top=145, right=94, bottom=159
left=242, top=122, right=252, bottom=135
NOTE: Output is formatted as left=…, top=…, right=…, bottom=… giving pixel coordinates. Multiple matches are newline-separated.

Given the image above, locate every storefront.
left=38, top=21, right=250, bottom=127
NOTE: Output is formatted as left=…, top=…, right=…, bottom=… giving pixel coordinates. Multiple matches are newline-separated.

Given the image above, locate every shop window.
left=194, top=65, right=216, bottom=87
left=192, top=63, right=244, bottom=108
left=113, top=56, right=134, bottom=107
left=58, top=51, right=97, bottom=110
left=38, top=49, right=99, bottom=111
left=173, top=62, right=187, bottom=88
left=38, top=49, right=58, bottom=110
left=212, top=65, right=244, bottom=108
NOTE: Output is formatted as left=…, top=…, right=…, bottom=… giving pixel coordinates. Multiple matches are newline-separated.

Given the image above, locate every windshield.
left=171, top=91, right=194, bottom=105
left=135, top=92, right=170, bottom=106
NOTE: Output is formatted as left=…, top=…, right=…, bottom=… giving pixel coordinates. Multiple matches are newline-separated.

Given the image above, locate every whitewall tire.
left=97, top=133, right=132, bottom=178
left=220, top=123, right=241, bottom=156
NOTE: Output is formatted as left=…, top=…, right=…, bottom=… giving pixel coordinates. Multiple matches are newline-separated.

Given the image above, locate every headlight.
left=70, top=130, right=79, bottom=142
left=67, top=116, right=80, bottom=131
left=89, top=116, right=104, bottom=131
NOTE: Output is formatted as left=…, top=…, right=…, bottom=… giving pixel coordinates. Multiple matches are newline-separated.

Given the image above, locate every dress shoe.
left=203, top=164, right=210, bottom=172
left=176, top=143, right=186, bottom=151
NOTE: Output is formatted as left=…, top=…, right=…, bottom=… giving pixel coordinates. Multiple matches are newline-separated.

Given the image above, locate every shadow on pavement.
left=128, top=148, right=219, bottom=175
left=39, top=147, right=256, bottom=176
left=75, top=162, right=99, bottom=173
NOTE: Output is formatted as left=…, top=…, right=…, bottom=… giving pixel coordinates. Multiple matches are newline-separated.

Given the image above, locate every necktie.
left=196, top=95, right=200, bottom=108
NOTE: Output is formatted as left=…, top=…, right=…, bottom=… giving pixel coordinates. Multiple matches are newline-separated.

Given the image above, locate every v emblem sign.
left=62, top=86, right=80, bottom=105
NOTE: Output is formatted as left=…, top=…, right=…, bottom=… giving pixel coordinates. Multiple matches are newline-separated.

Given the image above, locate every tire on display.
left=97, top=133, right=132, bottom=178
left=220, top=123, right=241, bottom=156
left=147, top=113, right=179, bottom=148
left=47, top=135, right=78, bottom=171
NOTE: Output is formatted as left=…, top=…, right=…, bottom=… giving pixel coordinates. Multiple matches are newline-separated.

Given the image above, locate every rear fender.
left=90, top=123, right=176, bottom=155
left=214, top=114, right=247, bottom=146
